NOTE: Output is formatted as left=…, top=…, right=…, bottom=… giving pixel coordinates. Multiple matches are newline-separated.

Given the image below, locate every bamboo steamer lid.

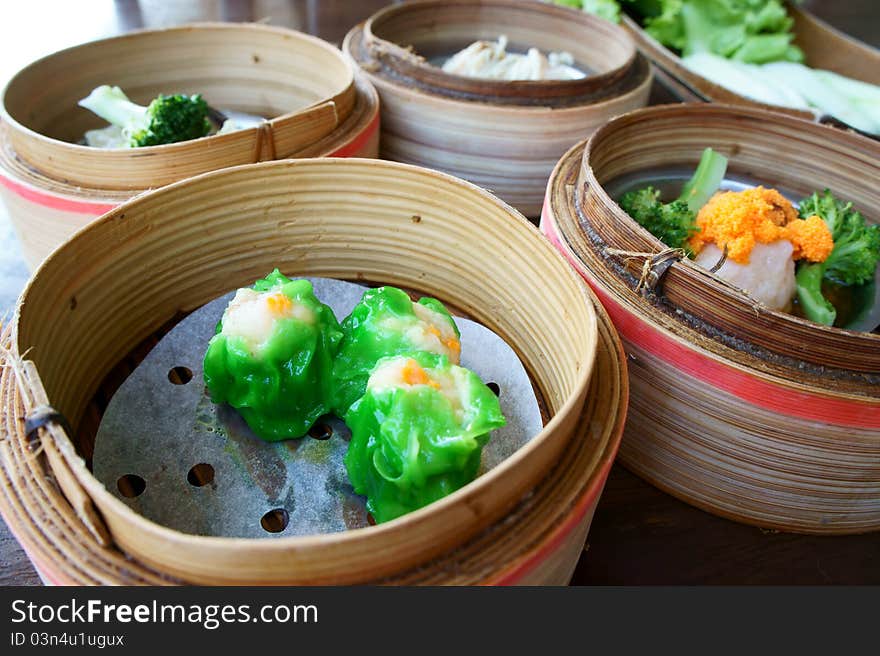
left=0, top=157, right=616, bottom=584
left=0, top=68, right=380, bottom=271
left=344, top=0, right=652, bottom=218
left=541, top=103, right=880, bottom=534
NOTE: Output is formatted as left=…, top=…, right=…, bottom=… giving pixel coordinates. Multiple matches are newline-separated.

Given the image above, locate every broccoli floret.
left=133, top=94, right=211, bottom=146
left=78, top=85, right=211, bottom=148
left=795, top=190, right=880, bottom=326
left=618, top=147, right=728, bottom=252
left=620, top=187, right=697, bottom=251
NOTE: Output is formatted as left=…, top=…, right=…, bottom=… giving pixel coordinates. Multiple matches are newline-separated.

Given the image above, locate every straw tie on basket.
left=24, top=405, right=72, bottom=452
left=255, top=101, right=343, bottom=162
left=605, top=244, right=767, bottom=320
left=605, top=247, right=686, bottom=293
left=0, top=332, right=110, bottom=546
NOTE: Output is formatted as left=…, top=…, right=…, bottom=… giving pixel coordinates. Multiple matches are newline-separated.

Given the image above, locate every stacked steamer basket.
left=344, top=0, right=651, bottom=218
left=0, top=158, right=627, bottom=585
left=622, top=3, right=880, bottom=126
left=542, top=103, right=880, bottom=534
left=0, top=23, right=380, bottom=270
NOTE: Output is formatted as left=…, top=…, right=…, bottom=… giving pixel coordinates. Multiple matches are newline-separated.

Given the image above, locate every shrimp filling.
left=221, top=287, right=315, bottom=351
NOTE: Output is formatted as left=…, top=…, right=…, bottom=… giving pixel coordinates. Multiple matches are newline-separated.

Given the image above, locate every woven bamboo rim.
left=344, top=18, right=651, bottom=217
left=0, top=23, right=356, bottom=190
left=362, top=0, right=636, bottom=105
left=0, top=71, right=379, bottom=271
left=0, top=297, right=626, bottom=585
left=622, top=5, right=880, bottom=130
left=580, top=103, right=880, bottom=377
left=2, top=158, right=601, bottom=584
left=543, top=136, right=880, bottom=534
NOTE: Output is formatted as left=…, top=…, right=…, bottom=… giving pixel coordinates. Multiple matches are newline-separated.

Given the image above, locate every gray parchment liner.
left=93, top=278, right=542, bottom=538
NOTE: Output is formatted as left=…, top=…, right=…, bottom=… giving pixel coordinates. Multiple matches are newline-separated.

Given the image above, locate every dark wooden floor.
left=0, top=1, right=878, bottom=587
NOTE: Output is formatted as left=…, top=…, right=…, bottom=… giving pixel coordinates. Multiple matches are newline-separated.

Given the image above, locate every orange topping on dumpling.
left=401, top=359, right=440, bottom=389
left=785, top=214, right=834, bottom=262
left=444, top=337, right=461, bottom=359
left=689, top=187, right=833, bottom=265
left=266, top=293, right=293, bottom=316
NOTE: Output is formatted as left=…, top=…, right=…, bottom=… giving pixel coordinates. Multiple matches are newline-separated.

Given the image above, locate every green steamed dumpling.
left=331, top=286, right=462, bottom=417
left=203, top=276, right=508, bottom=523
left=344, top=351, right=506, bottom=523
left=203, top=269, right=342, bottom=441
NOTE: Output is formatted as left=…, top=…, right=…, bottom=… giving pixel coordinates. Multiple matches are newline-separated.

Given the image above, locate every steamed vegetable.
left=551, top=0, right=802, bottom=63
left=78, top=85, right=211, bottom=148
left=681, top=54, right=880, bottom=135
left=344, top=352, right=506, bottom=523
left=795, top=191, right=880, bottom=326
left=634, top=0, right=804, bottom=64
left=680, top=52, right=811, bottom=108
left=553, top=0, right=880, bottom=134
left=553, top=0, right=622, bottom=23
left=619, top=147, right=728, bottom=251
left=203, top=270, right=343, bottom=441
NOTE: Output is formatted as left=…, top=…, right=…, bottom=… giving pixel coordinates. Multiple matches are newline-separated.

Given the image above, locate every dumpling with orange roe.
left=691, top=187, right=833, bottom=311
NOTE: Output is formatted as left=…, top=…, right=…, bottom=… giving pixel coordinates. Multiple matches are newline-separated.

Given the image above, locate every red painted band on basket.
left=24, top=549, right=67, bottom=586
left=327, top=112, right=380, bottom=158
left=15, top=451, right=618, bottom=587
left=0, top=172, right=117, bottom=215
left=489, top=455, right=615, bottom=585
left=3, top=513, right=68, bottom=585
left=540, top=199, right=880, bottom=429
left=0, top=114, right=379, bottom=217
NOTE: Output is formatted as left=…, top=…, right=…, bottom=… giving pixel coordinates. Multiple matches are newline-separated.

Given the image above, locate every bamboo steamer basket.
left=541, top=103, right=880, bottom=534
left=620, top=3, right=880, bottom=130
left=0, top=157, right=626, bottom=585
left=0, top=23, right=381, bottom=270
left=344, top=0, right=652, bottom=218
left=0, top=298, right=627, bottom=586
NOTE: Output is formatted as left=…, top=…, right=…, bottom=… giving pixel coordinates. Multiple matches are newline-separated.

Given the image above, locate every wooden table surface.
left=1, top=0, right=878, bottom=587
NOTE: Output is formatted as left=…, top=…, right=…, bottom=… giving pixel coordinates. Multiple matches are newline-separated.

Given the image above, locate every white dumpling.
left=441, top=35, right=584, bottom=81
left=694, top=241, right=797, bottom=312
